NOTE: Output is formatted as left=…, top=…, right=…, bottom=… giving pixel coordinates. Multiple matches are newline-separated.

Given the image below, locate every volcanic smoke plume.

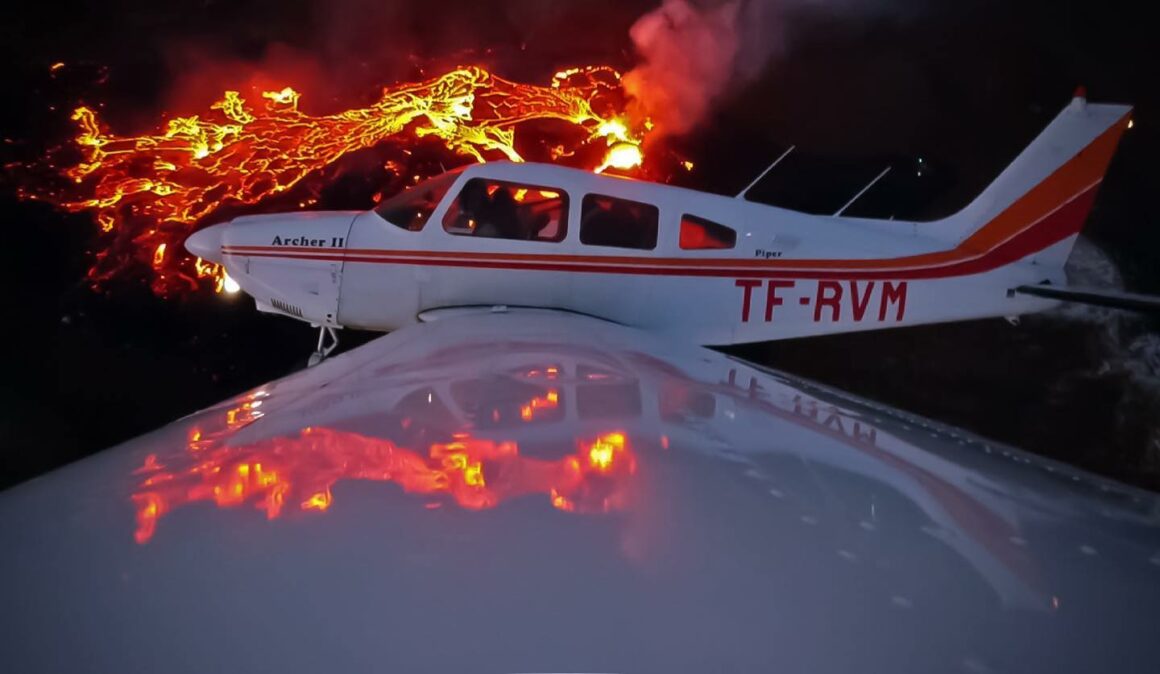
left=623, top=0, right=748, bottom=139
left=622, top=0, right=804, bottom=139
left=622, top=0, right=914, bottom=138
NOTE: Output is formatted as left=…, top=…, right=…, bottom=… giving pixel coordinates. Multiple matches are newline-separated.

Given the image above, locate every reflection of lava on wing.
left=131, top=405, right=637, bottom=544
left=21, top=65, right=648, bottom=297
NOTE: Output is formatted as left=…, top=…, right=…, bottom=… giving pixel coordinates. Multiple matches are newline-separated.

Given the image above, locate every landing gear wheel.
left=308, top=326, right=339, bottom=367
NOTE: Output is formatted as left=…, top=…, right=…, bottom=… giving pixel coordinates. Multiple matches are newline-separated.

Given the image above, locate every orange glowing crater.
left=132, top=423, right=637, bottom=544
left=25, top=65, right=648, bottom=296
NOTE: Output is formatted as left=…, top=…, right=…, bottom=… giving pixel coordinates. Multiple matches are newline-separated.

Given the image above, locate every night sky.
left=1, top=0, right=1157, bottom=489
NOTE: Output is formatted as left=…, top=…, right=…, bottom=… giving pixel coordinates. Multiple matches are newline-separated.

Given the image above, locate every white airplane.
left=5, top=94, right=1160, bottom=673
left=186, top=92, right=1134, bottom=363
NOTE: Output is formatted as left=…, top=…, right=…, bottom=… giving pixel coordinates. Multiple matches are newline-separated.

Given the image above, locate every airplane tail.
left=929, top=92, right=1132, bottom=270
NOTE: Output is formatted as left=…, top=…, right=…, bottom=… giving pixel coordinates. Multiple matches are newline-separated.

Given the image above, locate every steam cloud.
left=623, top=0, right=913, bottom=138
left=622, top=0, right=748, bottom=138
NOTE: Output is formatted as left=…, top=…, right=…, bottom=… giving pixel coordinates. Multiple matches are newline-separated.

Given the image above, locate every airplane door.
left=417, top=175, right=577, bottom=312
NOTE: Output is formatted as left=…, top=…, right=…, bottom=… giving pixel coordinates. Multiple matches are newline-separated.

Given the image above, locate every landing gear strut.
left=308, top=326, right=339, bottom=367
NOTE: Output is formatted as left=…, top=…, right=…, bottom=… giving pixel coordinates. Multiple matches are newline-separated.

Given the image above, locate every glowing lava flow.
left=24, top=65, right=647, bottom=296
left=132, top=426, right=636, bottom=544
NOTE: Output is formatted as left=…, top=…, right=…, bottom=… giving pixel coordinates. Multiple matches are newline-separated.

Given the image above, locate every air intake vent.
left=270, top=297, right=304, bottom=318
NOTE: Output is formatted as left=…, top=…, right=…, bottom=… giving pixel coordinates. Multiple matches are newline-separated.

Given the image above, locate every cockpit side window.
left=373, top=172, right=459, bottom=232
left=442, top=178, right=568, bottom=242
left=680, top=214, right=736, bottom=250
left=579, top=194, right=659, bottom=250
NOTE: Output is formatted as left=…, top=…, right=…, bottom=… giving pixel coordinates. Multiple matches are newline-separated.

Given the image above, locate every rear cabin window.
left=374, top=172, right=458, bottom=231
left=576, top=364, right=643, bottom=419
left=442, top=178, right=568, bottom=242
left=680, top=214, right=736, bottom=250
left=579, top=194, right=659, bottom=250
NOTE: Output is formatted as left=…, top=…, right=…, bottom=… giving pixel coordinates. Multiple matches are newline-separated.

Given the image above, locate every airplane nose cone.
left=185, top=224, right=225, bottom=263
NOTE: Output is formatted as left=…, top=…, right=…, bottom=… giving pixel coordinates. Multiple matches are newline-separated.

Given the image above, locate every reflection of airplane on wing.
left=184, top=93, right=1138, bottom=363
left=4, top=95, right=1160, bottom=673
left=3, top=311, right=1160, bottom=672
left=136, top=317, right=1047, bottom=609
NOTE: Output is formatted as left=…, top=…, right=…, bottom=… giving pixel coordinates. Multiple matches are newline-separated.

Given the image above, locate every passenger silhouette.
left=487, top=187, right=521, bottom=238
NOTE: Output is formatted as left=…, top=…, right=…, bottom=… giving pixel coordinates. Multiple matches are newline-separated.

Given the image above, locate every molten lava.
left=131, top=393, right=637, bottom=543
left=24, top=65, right=648, bottom=296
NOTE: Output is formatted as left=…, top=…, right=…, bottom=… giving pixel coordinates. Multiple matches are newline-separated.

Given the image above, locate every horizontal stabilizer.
left=1015, top=285, right=1160, bottom=314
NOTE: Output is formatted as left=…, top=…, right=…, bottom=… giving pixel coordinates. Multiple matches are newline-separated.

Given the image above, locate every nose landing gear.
left=308, top=326, right=340, bottom=367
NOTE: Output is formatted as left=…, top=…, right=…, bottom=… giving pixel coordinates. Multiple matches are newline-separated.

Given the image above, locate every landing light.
left=222, top=273, right=241, bottom=294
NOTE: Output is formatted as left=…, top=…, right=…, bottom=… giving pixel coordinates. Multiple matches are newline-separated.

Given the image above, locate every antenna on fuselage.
left=736, top=145, right=796, bottom=200
left=834, top=166, right=891, bottom=217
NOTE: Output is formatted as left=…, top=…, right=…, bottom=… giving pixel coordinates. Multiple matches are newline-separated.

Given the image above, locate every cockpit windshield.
left=373, top=170, right=462, bottom=231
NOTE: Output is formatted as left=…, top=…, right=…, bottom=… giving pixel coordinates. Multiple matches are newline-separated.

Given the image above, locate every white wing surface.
left=1, top=310, right=1158, bottom=672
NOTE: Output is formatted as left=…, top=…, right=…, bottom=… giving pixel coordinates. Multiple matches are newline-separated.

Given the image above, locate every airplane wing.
left=2, top=310, right=1159, bottom=673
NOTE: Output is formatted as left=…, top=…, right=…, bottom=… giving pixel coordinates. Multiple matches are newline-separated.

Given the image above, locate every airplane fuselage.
left=192, top=164, right=1061, bottom=345
left=184, top=98, right=1129, bottom=345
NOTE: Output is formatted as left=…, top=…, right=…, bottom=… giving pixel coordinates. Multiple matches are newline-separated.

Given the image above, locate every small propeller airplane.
left=186, top=91, right=1135, bottom=363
